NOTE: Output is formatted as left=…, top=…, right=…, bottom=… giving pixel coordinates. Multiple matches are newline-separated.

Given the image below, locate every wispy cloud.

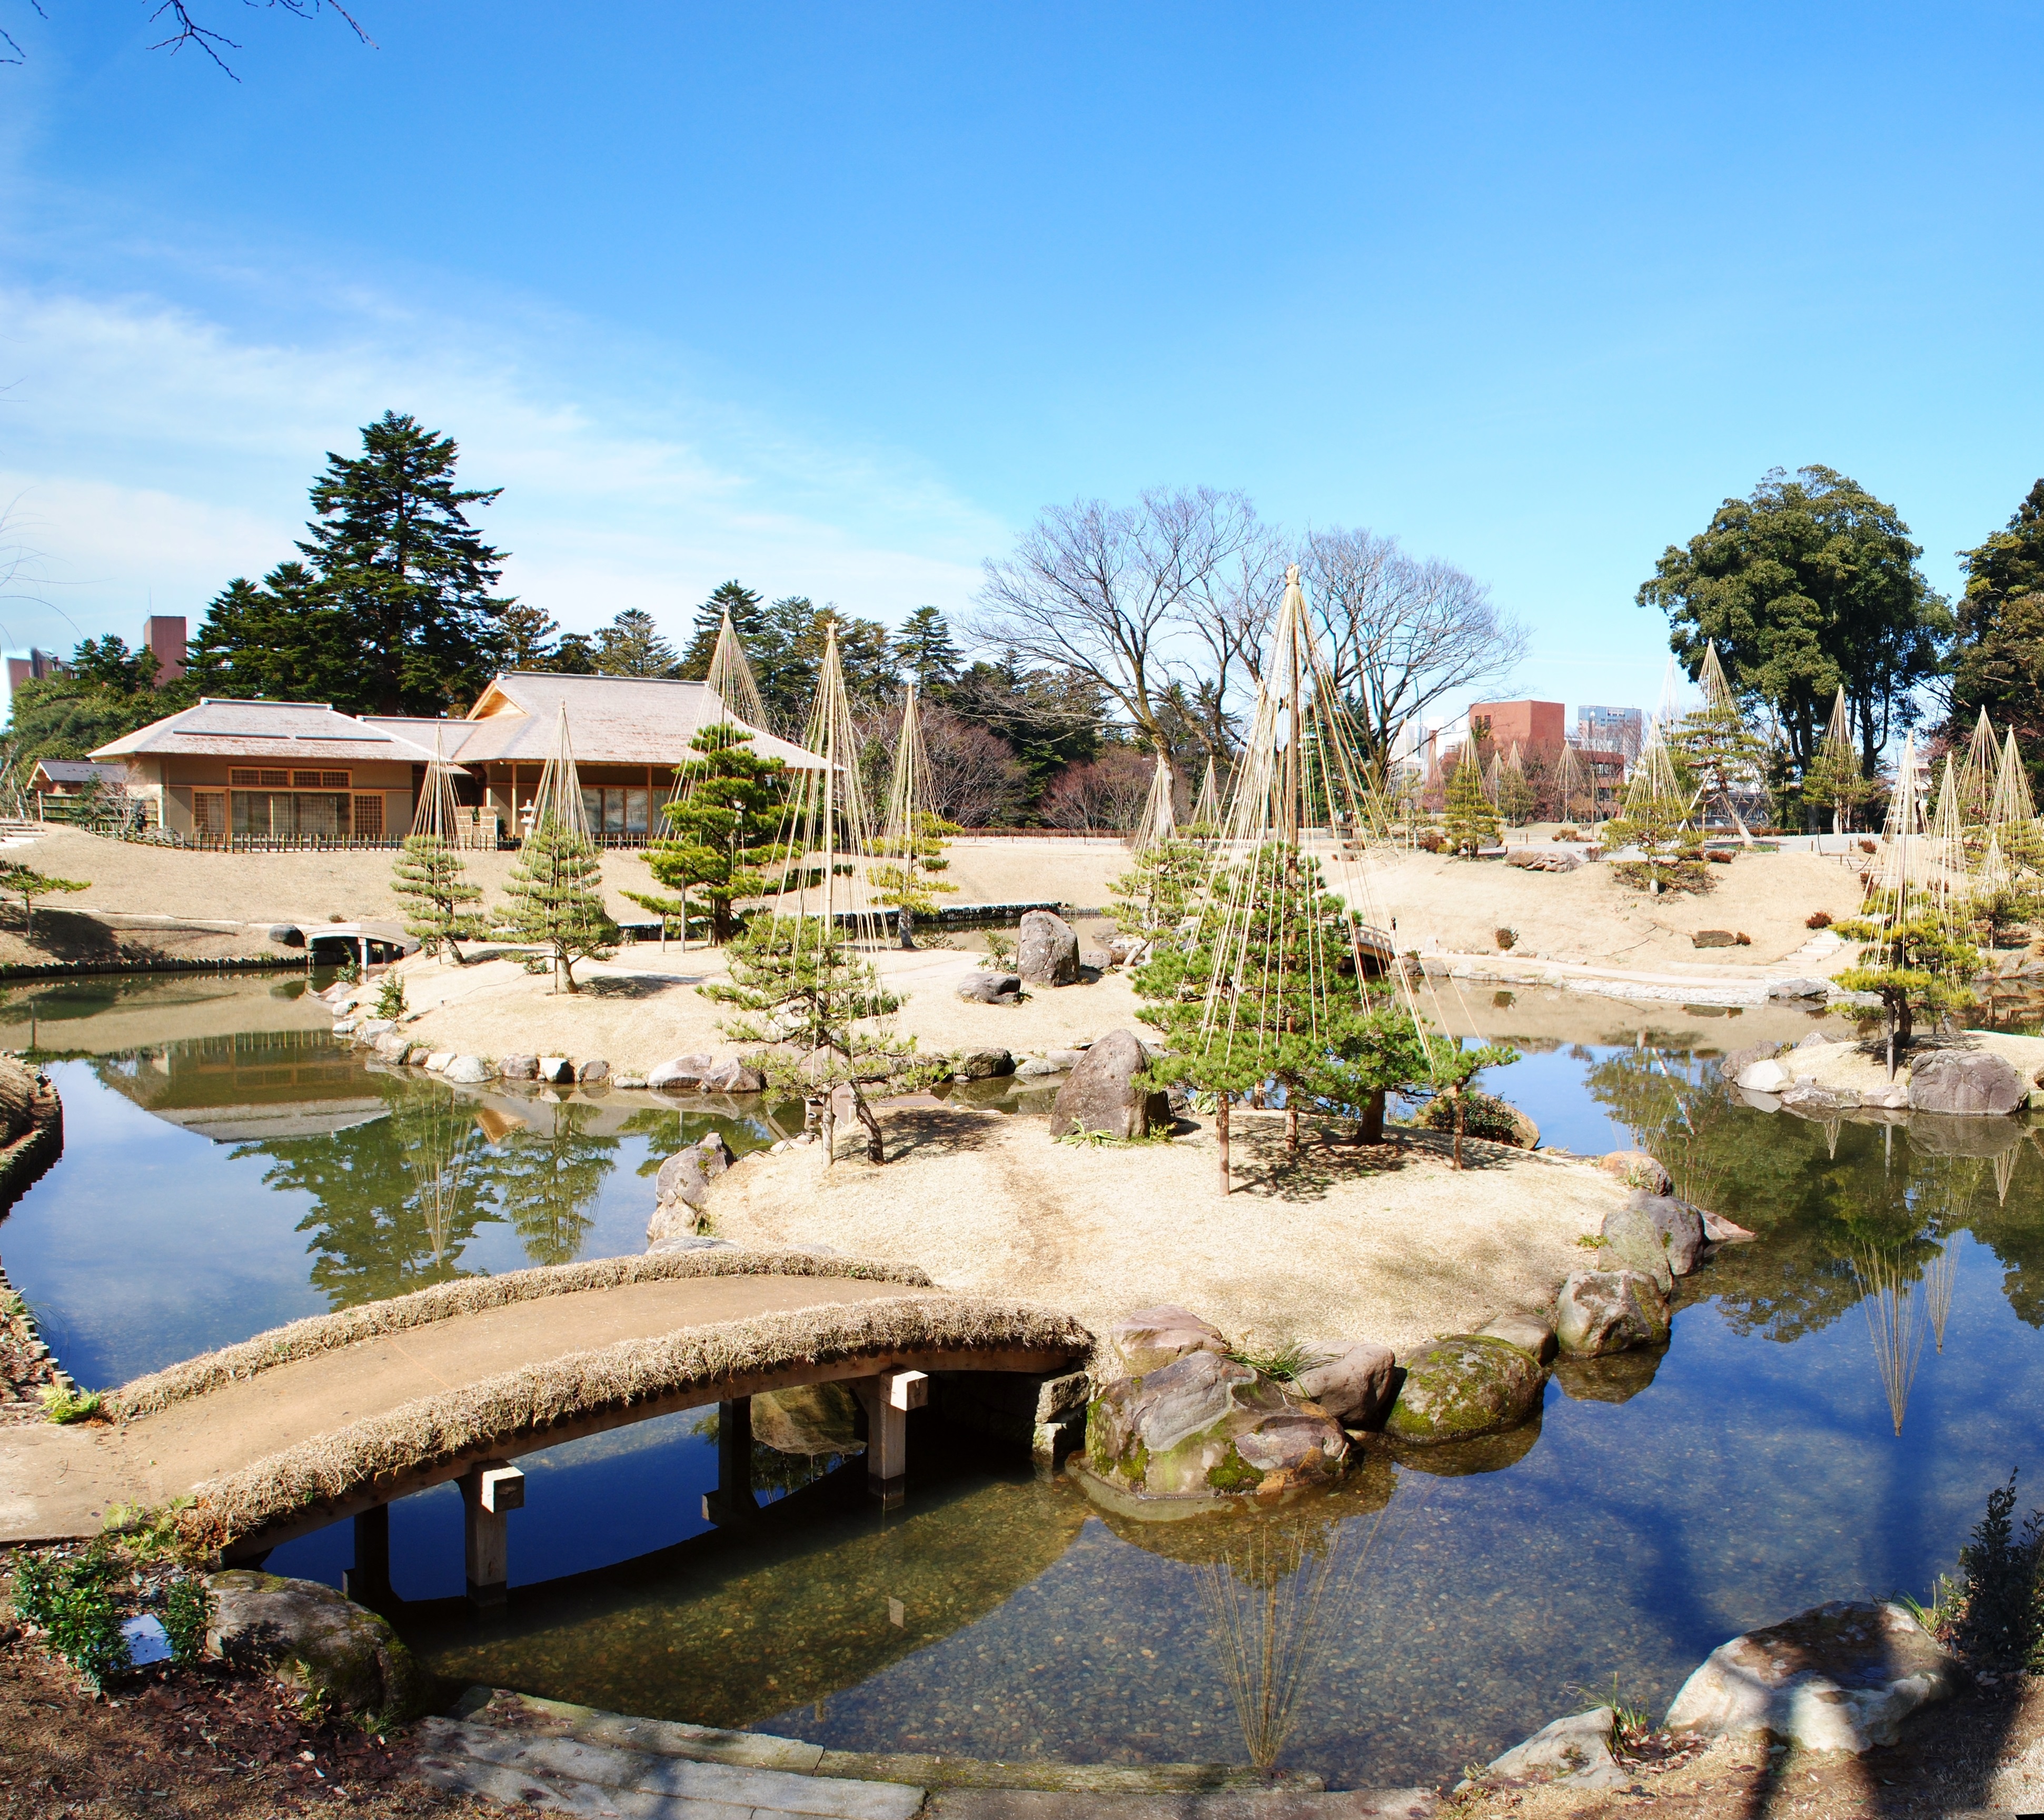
left=0, top=280, right=1006, bottom=665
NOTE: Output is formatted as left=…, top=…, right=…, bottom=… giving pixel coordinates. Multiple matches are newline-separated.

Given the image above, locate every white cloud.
left=0, top=281, right=1005, bottom=673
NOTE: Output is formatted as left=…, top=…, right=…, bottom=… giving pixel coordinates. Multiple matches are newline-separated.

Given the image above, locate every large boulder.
left=442, top=1055, right=492, bottom=1085
left=1105, top=1304, right=1227, bottom=1376
left=956, top=972, right=1024, bottom=1005
left=1907, top=1049, right=2025, bottom=1116
left=498, top=1053, right=538, bottom=1081
left=1598, top=1202, right=1674, bottom=1292
left=1049, top=1029, right=1168, bottom=1139
left=1474, top=1706, right=1625, bottom=1792
left=1735, top=1057, right=1790, bottom=1093
left=1085, top=1350, right=1347, bottom=1498
left=1293, top=1341, right=1397, bottom=1428
left=1555, top=1269, right=1670, bottom=1356
left=699, top=1057, right=764, bottom=1095
left=1016, top=910, right=1080, bottom=987
left=648, top=1053, right=717, bottom=1090
left=1664, top=1600, right=1958, bottom=1753
left=575, top=1058, right=610, bottom=1084
left=1623, top=1190, right=1707, bottom=1275
left=1598, top=1149, right=1671, bottom=1195
left=205, top=1571, right=428, bottom=1725
left=652, top=1132, right=730, bottom=1220
left=956, top=1047, right=1015, bottom=1080
left=538, top=1056, right=576, bottom=1085
left=1383, top=1335, right=1546, bottom=1446
left=1477, top=1311, right=1557, bottom=1364
left=1719, top=1040, right=1781, bottom=1083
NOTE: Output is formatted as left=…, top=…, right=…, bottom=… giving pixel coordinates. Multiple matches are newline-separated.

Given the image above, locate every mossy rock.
left=1383, top=1335, right=1546, bottom=1446
left=205, top=1570, right=429, bottom=1726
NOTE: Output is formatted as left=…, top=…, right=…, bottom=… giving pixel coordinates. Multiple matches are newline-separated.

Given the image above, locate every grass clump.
left=40, top=1385, right=103, bottom=1424
left=1224, top=1338, right=1326, bottom=1382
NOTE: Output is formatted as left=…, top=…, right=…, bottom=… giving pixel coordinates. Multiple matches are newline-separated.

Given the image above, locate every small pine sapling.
left=502, top=821, right=617, bottom=992
left=391, top=834, right=483, bottom=962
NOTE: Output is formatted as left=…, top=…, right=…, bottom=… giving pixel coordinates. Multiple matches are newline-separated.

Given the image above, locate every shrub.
left=1419, top=1087, right=1523, bottom=1145
left=1951, top=1471, right=2043, bottom=1672
left=40, top=1386, right=103, bottom=1425
left=1807, top=909, right=1833, bottom=929
left=1494, top=927, right=1517, bottom=951
left=980, top=929, right=1017, bottom=970
left=1555, top=825, right=1583, bottom=842
left=161, top=1575, right=213, bottom=1668
left=1416, top=829, right=1446, bottom=853
left=1859, top=838, right=1878, bottom=854
left=374, top=972, right=408, bottom=1020
left=12, top=1549, right=131, bottom=1688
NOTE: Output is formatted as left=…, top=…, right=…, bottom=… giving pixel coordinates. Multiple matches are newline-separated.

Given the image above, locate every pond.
left=3, top=972, right=2041, bottom=1790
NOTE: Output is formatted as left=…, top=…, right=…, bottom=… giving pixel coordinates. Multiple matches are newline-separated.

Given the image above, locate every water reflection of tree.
left=491, top=1099, right=618, bottom=1267
left=247, top=1082, right=499, bottom=1307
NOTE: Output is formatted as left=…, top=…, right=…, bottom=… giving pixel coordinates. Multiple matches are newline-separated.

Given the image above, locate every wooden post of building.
left=343, top=1502, right=392, bottom=1611
left=851, top=1370, right=926, bottom=1509
left=461, top=1461, right=523, bottom=1612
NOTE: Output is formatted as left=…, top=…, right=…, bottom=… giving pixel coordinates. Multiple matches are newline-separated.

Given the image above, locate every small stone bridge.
left=0, top=1252, right=1090, bottom=1605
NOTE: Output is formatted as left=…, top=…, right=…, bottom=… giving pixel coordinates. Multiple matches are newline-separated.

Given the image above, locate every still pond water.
left=3, top=972, right=2041, bottom=1788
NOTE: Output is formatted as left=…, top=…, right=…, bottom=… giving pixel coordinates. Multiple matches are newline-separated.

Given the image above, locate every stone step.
left=415, top=1716, right=925, bottom=1819
left=926, top=1793, right=1434, bottom=1818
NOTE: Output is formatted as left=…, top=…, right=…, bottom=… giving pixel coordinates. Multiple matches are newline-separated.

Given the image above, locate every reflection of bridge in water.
left=0, top=1254, right=1090, bottom=1610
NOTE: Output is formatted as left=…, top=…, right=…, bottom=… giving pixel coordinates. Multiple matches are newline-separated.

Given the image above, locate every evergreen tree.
left=501, top=822, right=617, bottom=991
left=1442, top=744, right=1499, bottom=855
left=896, top=605, right=962, bottom=693
left=703, top=920, right=932, bottom=1164
left=1604, top=742, right=1708, bottom=893
left=186, top=562, right=355, bottom=704
left=1137, top=844, right=1439, bottom=1189
left=592, top=607, right=680, bottom=677
left=1110, top=836, right=1210, bottom=954
left=294, top=411, right=512, bottom=714
left=0, top=861, right=88, bottom=941
left=391, top=835, right=484, bottom=962
left=679, top=581, right=767, bottom=678
left=1421, top=1036, right=1524, bottom=1170
left=550, top=630, right=600, bottom=673
left=1671, top=684, right=1773, bottom=841
left=1950, top=479, right=2044, bottom=783
left=494, top=603, right=562, bottom=670
left=869, top=810, right=959, bottom=947
left=1834, top=899, right=1982, bottom=1068
left=639, top=724, right=792, bottom=943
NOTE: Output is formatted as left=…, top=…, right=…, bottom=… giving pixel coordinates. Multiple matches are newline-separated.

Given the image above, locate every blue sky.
left=3, top=3, right=2040, bottom=722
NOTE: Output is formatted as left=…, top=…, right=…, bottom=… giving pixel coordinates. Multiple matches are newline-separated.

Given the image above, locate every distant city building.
left=1466, top=700, right=1566, bottom=749
left=143, top=615, right=187, bottom=685
left=5, top=648, right=69, bottom=694
left=1576, top=704, right=1643, bottom=752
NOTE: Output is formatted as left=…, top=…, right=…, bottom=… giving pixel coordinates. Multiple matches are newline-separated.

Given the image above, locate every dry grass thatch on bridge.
left=181, top=1294, right=1092, bottom=1549
left=108, top=1249, right=936, bottom=1422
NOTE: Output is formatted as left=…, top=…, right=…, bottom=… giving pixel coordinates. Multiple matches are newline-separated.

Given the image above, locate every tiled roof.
left=369, top=673, right=826, bottom=771
left=34, top=760, right=127, bottom=785
left=91, top=700, right=449, bottom=765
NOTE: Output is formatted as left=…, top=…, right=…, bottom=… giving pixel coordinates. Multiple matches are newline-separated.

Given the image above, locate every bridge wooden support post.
left=461, top=1462, right=523, bottom=1614
left=702, top=1398, right=759, bottom=1526
left=343, top=1503, right=392, bottom=1612
left=851, top=1370, right=927, bottom=1510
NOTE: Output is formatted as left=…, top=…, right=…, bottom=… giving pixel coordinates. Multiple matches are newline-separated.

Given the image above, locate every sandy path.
left=392, top=944, right=1147, bottom=1074
left=708, top=1109, right=1628, bottom=1355
left=0, top=1274, right=917, bottom=1544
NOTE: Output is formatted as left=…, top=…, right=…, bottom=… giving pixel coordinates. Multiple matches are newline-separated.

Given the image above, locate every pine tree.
left=1672, top=644, right=1774, bottom=840
left=1442, top=744, right=1499, bottom=855
left=592, top=607, right=679, bottom=677
left=640, top=724, right=793, bottom=943
left=1834, top=898, right=1982, bottom=1069
left=703, top=920, right=933, bottom=1164
left=870, top=810, right=959, bottom=944
left=0, top=862, right=88, bottom=941
left=494, top=604, right=562, bottom=671
left=896, top=606, right=962, bottom=693
left=501, top=822, right=617, bottom=991
left=1110, top=836, right=1210, bottom=955
left=295, top=411, right=512, bottom=714
left=679, top=581, right=766, bottom=679
left=391, top=835, right=484, bottom=962
left=1606, top=731, right=1706, bottom=892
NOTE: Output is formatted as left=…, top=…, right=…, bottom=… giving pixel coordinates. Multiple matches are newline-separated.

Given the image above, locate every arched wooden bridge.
left=0, top=1251, right=1090, bottom=1604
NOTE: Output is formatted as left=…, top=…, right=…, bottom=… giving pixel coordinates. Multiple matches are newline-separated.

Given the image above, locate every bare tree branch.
left=1303, top=525, right=1525, bottom=782
left=1172, top=521, right=1288, bottom=761
left=969, top=488, right=1260, bottom=757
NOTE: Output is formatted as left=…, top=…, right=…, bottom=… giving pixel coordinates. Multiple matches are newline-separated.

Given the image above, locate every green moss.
left=1205, top=1443, right=1262, bottom=1494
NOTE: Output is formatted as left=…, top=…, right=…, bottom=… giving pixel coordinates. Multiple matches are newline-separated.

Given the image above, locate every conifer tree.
left=1834, top=896, right=1982, bottom=1070
left=1110, top=836, right=1210, bottom=957
left=704, top=920, right=935, bottom=1164
left=1672, top=644, right=1773, bottom=841
left=1442, top=744, right=1499, bottom=855
left=1606, top=730, right=1705, bottom=892
left=639, top=724, right=792, bottom=944
left=391, top=835, right=483, bottom=962
left=870, top=810, right=960, bottom=946
left=502, top=822, right=616, bottom=991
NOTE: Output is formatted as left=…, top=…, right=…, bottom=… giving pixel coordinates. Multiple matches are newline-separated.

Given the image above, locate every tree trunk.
left=819, top=1097, right=837, bottom=1166
left=1285, top=1099, right=1298, bottom=1155
left=851, top=1084, right=886, bottom=1163
left=1217, top=1093, right=1231, bottom=1196
left=898, top=905, right=915, bottom=950
left=1358, top=1086, right=1386, bottom=1145
left=1453, top=1089, right=1465, bottom=1170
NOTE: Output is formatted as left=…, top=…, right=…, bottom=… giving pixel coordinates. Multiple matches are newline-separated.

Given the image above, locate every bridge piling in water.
left=702, top=1398, right=760, bottom=1526
left=343, top=1503, right=392, bottom=1612
left=852, top=1369, right=928, bottom=1509
left=462, top=1462, right=524, bottom=1611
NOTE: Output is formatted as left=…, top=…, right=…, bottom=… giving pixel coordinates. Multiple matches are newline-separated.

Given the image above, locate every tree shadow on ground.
left=865, top=1106, right=1005, bottom=1162
left=577, top=973, right=681, bottom=1000
left=1224, top=1122, right=1520, bottom=1202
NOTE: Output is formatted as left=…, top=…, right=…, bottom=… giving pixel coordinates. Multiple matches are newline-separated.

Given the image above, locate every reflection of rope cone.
left=1925, top=1242, right=1957, bottom=1355
left=1851, top=1246, right=1928, bottom=1436
left=1994, top=1142, right=2021, bottom=1206
left=1192, top=1509, right=1388, bottom=1771
left=403, top=1089, right=480, bottom=1267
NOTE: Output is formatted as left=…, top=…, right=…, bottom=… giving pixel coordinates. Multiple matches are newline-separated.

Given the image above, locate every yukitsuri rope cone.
left=770, top=619, right=881, bottom=952
left=523, top=700, right=594, bottom=846
left=1130, top=752, right=1177, bottom=856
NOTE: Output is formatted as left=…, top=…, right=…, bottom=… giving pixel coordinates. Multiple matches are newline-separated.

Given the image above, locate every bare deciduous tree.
left=1302, top=526, right=1526, bottom=785
left=862, top=699, right=1028, bottom=828
left=1172, top=523, right=1289, bottom=762
left=971, top=488, right=1260, bottom=759
left=1040, top=749, right=1154, bottom=832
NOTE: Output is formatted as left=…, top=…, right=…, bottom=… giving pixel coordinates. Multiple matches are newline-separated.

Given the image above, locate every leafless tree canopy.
left=1302, top=525, right=1526, bottom=781
left=863, top=699, right=1027, bottom=828
left=1039, top=749, right=1154, bottom=832
left=970, top=487, right=1261, bottom=760
left=3, top=2, right=372, bottom=74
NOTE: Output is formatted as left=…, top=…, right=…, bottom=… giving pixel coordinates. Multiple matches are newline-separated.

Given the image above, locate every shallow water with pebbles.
left=3, top=974, right=2043, bottom=1788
